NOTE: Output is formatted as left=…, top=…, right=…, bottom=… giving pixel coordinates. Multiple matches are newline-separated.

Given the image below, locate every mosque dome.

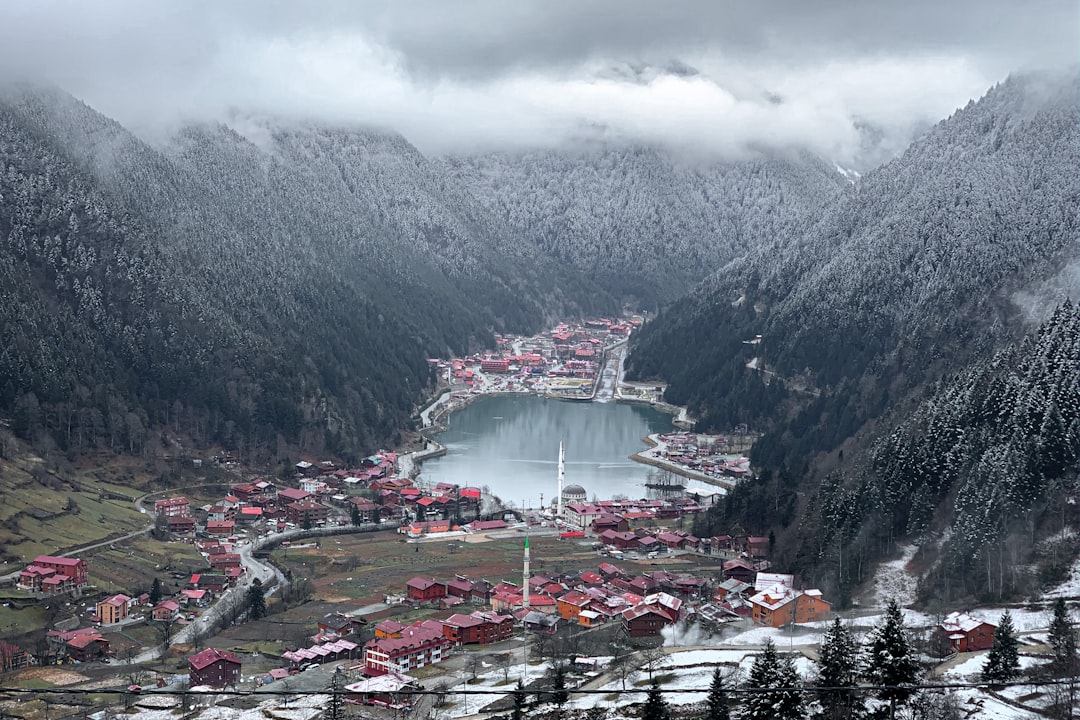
left=562, top=484, right=587, bottom=502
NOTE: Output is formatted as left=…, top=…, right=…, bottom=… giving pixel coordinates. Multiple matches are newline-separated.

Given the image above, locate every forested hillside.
left=447, top=147, right=848, bottom=307
left=655, top=71, right=1080, bottom=604
left=630, top=71, right=1079, bottom=460
left=0, top=85, right=614, bottom=464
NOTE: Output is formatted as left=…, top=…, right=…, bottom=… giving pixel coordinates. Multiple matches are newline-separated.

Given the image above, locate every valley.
left=0, top=28, right=1077, bottom=720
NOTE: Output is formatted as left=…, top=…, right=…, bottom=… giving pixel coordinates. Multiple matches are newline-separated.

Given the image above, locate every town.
left=0, top=317, right=1076, bottom=720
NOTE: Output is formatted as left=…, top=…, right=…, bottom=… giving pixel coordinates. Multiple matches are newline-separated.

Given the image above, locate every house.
left=656, top=532, right=686, bottom=550
left=722, top=558, right=756, bottom=585
left=188, top=648, right=242, bottom=688
left=564, top=503, right=606, bottom=530
left=621, top=605, right=669, bottom=638
left=48, top=628, right=109, bottom=662
left=0, top=641, right=29, bottom=672
left=192, top=574, right=230, bottom=593
left=285, top=499, right=329, bottom=526
left=168, top=515, right=196, bottom=534
left=556, top=591, right=593, bottom=623
left=445, top=577, right=477, bottom=601
left=153, top=600, right=181, bottom=621
left=96, top=594, right=130, bottom=625
left=346, top=671, right=421, bottom=708
left=933, top=613, right=998, bottom=653
left=591, top=515, right=629, bottom=534
left=206, top=505, right=235, bottom=523
left=206, top=520, right=235, bottom=536
left=374, top=620, right=408, bottom=639
left=599, top=530, right=639, bottom=551
left=66, top=631, right=109, bottom=661
left=405, top=577, right=446, bottom=602
left=154, top=497, right=190, bottom=517
left=714, top=578, right=752, bottom=601
left=363, top=624, right=450, bottom=676
left=180, top=589, right=211, bottom=606
left=237, top=506, right=264, bottom=524
left=598, top=562, right=626, bottom=580
left=318, top=612, right=358, bottom=637
left=208, top=553, right=243, bottom=571
left=349, top=498, right=380, bottom=524
left=19, top=556, right=87, bottom=591
left=278, top=487, right=313, bottom=504
left=748, top=585, right=831, bottom=627
left=465, top=519, right=508, bottom=533
left=520, top=609, right=559, bottom=635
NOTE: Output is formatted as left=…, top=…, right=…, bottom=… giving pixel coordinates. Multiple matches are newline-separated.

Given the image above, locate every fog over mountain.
left=1, top=1, right=1076, bottom=169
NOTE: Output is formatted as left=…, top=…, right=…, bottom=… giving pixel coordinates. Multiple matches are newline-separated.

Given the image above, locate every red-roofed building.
left=405, top=577, right=446, bottom=602
left=375, top=620, right=408, bottom=639
left=23, top=556, right=87, bottom=590
left=285, top=499, right=329, bottom=526
left=153, top=600, right=181, bottom=621
left=556, top=591, right=593, bottom=623
left=278, top=487, right=313, bottom=504
left=168, top=515, right=196, bottom=535
left=206, top=520, right=235, bottom=535
left=932, top=613, right=997, bottom=653
left=621, top=605, right=668, bottom=638
left=189, top=648, right=241, bottom=688
left=96, top=594, right=130, bottom=625
left=154, top=497, right=190, bottom=517
left=363, top=624, right=450, bottom=676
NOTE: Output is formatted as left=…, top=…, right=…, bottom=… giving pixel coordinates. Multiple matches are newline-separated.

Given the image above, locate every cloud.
left=0, top=1, right=1076, bottom=166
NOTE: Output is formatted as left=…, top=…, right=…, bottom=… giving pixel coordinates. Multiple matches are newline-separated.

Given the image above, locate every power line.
left=0, top=677, right=1074, bottom=698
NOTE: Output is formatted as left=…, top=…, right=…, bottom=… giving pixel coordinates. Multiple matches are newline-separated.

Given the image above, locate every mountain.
left=446, top=147, right=848, bottom=308
left=630, top=71, right=1079, bottom=458
left=634, top=70, right=1080, bottom=602
left=0, top=85, right=614, bottom=464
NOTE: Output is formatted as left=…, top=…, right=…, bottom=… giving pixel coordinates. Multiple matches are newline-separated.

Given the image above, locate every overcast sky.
left=1, top=1, right=1077, bottom=166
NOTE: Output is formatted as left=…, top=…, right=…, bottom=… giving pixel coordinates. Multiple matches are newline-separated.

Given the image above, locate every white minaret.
left=556, top=441, right=565, bottom=519
left=522, top=535, right=531, bottom=611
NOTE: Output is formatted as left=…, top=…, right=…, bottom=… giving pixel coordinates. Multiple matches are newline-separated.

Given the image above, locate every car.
left=101, top=658, right=111, bottom=664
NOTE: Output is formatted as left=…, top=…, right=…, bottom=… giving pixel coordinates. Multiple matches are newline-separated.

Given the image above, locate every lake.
left=416, top=394, right=677, bottom=507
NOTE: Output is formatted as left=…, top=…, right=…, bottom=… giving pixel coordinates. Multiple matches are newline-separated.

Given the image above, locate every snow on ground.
left=869, top=543, right=919, bottom=607
left=126, top=694, right=326, bottom=720
left=1044, top=536, right=1080, bottom=598
left=962, top=607, right=1050, bottom=632
left=951, top=686, right=1044, bottom=720
left=942, top=652, right=1045, bottom=678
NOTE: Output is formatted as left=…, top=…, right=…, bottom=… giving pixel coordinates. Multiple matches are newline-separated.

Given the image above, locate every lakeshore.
left=411, top=318, right=748, bottom=498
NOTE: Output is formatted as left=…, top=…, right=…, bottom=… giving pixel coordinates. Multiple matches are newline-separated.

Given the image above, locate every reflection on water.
left=419, top=395, right=676, bottom=506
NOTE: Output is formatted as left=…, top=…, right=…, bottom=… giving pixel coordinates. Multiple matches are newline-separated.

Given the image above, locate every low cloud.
left=1, top=1, right=1075, bottom=166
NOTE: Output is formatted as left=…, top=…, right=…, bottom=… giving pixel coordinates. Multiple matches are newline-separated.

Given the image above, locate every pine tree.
left=704, top=667, right=730, bottom=720
left=862, top=600, right=921, bottom=709
left=324, top=668, right=344, bottom=720
left=149, top=577, right=162, bottom=605
left=511, top=679, right=528, bottom=720
left=982, top=610, right=1020, bottom=684
left=550, top=662, right=569, bottom=713
left=1047, top=598, right=1078, bottom=678
left=246, top=577, right=267, bottom=620
left=641, top=678, right=670, bottom=720
left=743, top=639, right=803, bottom=720
left=817, top=618, right=864, bottom=719
left=350, top=502, right=361, bottom=526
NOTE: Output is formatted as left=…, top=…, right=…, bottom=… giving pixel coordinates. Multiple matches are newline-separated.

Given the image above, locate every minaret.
left=522, top=535, right=531, bottom=611
left=556, top=441, right=565, bottom=519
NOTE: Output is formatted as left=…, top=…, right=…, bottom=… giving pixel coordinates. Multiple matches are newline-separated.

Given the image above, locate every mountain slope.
left=0, top=86, right=615, bottom=463
left=447, top=147, right=849, bottom=307
left=630, top=71, right=1080, bottom=462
